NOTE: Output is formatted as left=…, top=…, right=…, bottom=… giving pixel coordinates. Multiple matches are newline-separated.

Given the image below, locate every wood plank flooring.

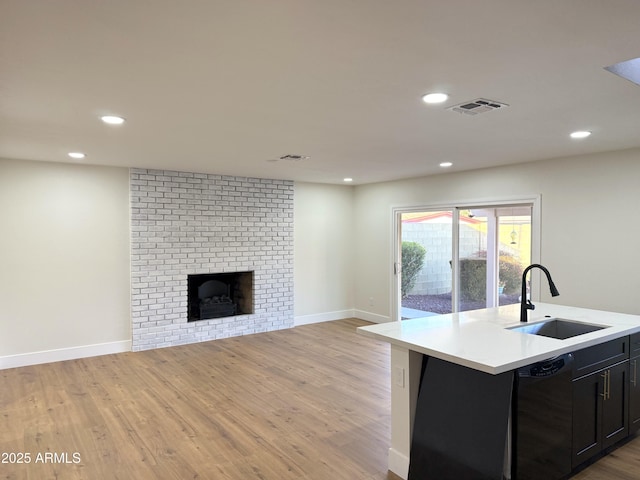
left=1, top=318, right=639, bottom=479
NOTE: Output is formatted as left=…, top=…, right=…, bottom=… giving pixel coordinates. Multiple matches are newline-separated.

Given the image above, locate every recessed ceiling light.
left=422, top=93, right=449, bottom=104
left=343, top=178, right=353, bottom=182
left=101, top=115, right=125, bottom=125
left=439, top=162, right=453, bottom=168
left=68, top=152, right=86, bottom=159
left=570, top=130, right=591, bottom=139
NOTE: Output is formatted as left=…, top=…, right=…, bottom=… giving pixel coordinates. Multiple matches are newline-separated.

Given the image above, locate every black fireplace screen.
left=187, top=272, right=253, bottom=321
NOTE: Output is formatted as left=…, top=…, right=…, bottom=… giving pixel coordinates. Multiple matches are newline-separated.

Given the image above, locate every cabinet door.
left=630, top=356, right=640, bottom=434
left=601, top=361, right=629, bottom=449
left=572, top=372, right=602, bottom=469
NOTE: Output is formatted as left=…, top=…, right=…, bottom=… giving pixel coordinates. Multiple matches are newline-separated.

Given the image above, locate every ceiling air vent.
left=447, top=98, right=509, bottom=116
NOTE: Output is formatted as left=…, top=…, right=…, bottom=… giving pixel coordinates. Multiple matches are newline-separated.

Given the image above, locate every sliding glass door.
left=394, top=201, right=536, bottom=321
left=455, top=205, right=532, bottom=312
left=399, top=210, right=454, bottom=318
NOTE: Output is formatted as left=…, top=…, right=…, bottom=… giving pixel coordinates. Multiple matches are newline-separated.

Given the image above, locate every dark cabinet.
left=601, top=361, right=629, bottom=448
left=509, top=333, right=640, bottom=477
left=629, top=332, right=640, bottom=434
left=571, top=336, right=630, bottom=470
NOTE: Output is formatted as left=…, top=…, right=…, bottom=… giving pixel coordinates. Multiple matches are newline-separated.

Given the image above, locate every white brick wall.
left=130, top=168, right=294, bottom=351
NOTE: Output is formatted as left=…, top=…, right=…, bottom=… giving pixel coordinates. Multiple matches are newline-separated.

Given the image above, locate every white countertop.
left=357, top=303, right=640, bottom=374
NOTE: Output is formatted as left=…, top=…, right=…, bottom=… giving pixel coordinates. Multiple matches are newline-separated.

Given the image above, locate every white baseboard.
left=294, top=309, right=393, bottom=326
left=388, top=447, right=409, bottom=480
left=294, top=309, right=355, bottom=326
left=0, top=340, right=132, bottom=370
left=353, top=309, right=391, bottom=324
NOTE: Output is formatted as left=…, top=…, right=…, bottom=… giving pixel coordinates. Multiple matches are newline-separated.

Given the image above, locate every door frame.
left=391, top=195, right=541, bottom=322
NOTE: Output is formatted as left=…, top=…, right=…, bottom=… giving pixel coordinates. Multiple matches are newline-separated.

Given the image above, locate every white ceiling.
left=2, top=0, right=639, bottom=185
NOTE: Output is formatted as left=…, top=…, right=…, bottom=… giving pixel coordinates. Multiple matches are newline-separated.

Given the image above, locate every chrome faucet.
left=520, top=264, right=560, bottom=322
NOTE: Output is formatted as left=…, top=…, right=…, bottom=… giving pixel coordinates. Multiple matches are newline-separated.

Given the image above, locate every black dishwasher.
left=512, top=354, right=574, bottom=480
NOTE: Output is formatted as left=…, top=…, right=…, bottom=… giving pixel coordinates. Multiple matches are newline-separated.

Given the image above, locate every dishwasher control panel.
left=519, top=354, right=574, bottom=377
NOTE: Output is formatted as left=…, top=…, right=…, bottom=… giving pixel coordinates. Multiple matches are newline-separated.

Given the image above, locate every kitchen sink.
left=508, top=318, right=608, bottom=340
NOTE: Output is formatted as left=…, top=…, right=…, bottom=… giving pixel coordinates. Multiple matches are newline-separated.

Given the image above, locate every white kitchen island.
left=358, top=303, right=640, bottom=479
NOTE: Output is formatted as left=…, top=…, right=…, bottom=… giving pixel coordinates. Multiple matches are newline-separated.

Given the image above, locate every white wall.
left=4, top=148, right=639, bottom=366
left=294, top=182, right=354, bottom=324
left=0, top=158, right=131, bottom=367
left=353, top=148, right=640, bottom=321
left=1, top=161, right=353, bottom=367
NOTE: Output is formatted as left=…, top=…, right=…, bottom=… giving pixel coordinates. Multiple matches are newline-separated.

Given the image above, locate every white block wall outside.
left=130, top=168, right=294, bottom=351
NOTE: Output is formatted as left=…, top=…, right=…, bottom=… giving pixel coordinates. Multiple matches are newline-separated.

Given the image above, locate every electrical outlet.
left=369, top=297, right=374, bottom=306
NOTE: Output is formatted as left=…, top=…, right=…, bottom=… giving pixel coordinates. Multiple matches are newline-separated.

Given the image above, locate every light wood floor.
left=1, top=319, right=639, bottom=480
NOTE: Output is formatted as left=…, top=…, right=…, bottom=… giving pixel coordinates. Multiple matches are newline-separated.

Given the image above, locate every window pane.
left=400, top=211, right=453, bottom=318
left=458, top=210, right=489, bottom=312
left=498, top=212, right=531, bottom=306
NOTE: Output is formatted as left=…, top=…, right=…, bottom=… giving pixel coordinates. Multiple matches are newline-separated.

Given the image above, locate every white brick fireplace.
left=130, top=168, right=294, bottom=351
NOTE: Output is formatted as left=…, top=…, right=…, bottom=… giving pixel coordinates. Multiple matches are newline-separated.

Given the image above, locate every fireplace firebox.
left=187, top=271, right=254, bottom=322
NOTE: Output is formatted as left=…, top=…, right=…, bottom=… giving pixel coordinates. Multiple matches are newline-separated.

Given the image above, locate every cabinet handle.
left=600, top=370, right=611, bottom=400
left=633, top=360, right=638, bottom=388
